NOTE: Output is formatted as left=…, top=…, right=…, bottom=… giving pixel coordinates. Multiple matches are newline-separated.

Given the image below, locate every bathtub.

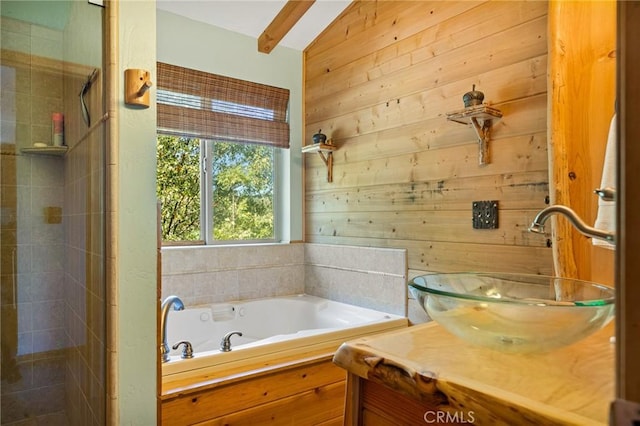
left=162, top=294, right=408, bottom=379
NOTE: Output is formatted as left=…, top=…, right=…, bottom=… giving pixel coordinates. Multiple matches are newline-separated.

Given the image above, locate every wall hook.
left=125, top=69, right=153, bottom=108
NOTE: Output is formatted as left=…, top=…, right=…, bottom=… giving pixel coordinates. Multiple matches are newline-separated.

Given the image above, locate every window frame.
left=157, top=133, right=281, bottom=246
left=156, top=62, right=289, bottom=247
left=201, top=139, right=280, bottom=246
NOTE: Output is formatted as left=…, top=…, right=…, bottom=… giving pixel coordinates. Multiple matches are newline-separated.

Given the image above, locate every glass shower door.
left=0, top=1, right=106, bottom=424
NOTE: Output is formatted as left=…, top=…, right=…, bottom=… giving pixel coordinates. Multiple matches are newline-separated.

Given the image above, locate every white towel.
left=593, top=114, right=616, bottom=249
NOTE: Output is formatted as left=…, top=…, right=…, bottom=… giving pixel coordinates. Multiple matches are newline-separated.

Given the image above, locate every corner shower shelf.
left=302, top=141, right=336, bottom=183
left=21, top=146, right=68, bottom=157
left=446, top=104, right=502, bottom=166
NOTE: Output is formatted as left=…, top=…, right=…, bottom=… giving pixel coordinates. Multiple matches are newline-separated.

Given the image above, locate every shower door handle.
left=79, top=69, right=99, bottom=127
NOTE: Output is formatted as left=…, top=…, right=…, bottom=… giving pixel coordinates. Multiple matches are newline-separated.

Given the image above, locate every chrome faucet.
left=220, top=331, right=243, bottom=352
left=172, top=341, right=194, bottom=359
left=528, top=204, right=615, bottom=243
left=160, top=295, right=184, bottom=363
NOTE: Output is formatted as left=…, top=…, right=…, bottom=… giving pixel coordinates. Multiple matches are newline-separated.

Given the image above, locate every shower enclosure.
left=1, top=1, right=106, bottom=424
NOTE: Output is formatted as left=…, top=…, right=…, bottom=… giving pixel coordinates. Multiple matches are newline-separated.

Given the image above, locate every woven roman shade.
left=157, top=62, right=290, bottom=148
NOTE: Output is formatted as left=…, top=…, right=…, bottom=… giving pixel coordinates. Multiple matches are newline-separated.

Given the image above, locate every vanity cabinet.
left=347, top=376, right=445, bottom=426
left=334, top=322, right=613, bottom=426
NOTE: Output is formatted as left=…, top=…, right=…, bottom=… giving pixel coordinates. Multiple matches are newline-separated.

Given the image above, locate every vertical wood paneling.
left=548, top=1, right=616, bottom=283
left=304, top=1, right=553, bottom=275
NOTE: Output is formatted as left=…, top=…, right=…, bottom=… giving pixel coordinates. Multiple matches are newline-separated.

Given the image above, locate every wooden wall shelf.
left=446, top=105, right=502, bottom=166
left=302, top=142, right=336, bottom=182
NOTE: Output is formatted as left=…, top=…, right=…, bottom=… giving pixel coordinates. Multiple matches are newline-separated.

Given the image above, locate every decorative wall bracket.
left=446, top=105, right=502, bottom=166
left=302, top=141, right=336, bottom=182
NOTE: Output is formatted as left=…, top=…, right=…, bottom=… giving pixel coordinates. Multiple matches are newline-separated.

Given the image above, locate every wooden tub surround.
left=162, top=351, right=345, bottom=425
left=161, top=321, right=408, bottom=425
left=333, top=322, right=614, bottom=425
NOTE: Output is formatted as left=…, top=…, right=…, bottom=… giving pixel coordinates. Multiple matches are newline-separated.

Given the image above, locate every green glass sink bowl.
left=409, top=272, right=615, bottom=353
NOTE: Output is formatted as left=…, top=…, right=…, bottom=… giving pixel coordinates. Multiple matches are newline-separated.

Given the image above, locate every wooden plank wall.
left=304, top=1, right=553, bottom=277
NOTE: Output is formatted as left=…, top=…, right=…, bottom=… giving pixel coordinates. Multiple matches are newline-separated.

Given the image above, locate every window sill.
left=161, top=241, right=294, bottom=250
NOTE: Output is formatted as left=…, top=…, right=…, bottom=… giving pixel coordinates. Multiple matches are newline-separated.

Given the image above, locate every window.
left=157, top=135, right=201, bottom=242
left=156, top=63, right=289, bottom=244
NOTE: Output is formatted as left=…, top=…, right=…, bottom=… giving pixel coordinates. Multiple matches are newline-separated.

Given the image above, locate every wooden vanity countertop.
left=333, top=321, right=614, bottom=425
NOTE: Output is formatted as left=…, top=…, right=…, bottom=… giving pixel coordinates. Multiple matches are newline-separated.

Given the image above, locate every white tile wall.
left=161, top=243, right=305, bottom=306
left=304, top=244, right=407, bottom=316
left=161, top=242, right=411, bottom=318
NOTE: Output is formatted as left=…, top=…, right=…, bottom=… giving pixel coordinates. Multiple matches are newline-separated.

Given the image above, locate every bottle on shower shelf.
left=51, top=112, right=64, bottom=146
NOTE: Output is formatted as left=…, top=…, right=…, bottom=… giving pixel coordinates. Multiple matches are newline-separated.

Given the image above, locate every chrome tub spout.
left=528, top=205, right=615, bottom=243
left=160, top=295, right=184, bottom=363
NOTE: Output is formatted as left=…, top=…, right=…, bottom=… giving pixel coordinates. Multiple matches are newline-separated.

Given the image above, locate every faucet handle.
left=594, top=187, right=616, bottom=202
left=220, top=331, right=243, bottom=352
left=172, top=341, right=194, bottom=359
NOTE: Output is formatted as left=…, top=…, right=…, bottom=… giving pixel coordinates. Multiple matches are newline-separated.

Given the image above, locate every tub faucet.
left=172, top=341, right=194, bottom=359
left=220, top=331, right=243, bottom=352
left=528, top=204, right=615, bottom=243
left=160, top=295, right=184, bottom=363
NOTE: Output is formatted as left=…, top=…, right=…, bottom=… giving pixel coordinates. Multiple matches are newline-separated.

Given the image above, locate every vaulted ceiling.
left=156, top=0, right=352, bottom=52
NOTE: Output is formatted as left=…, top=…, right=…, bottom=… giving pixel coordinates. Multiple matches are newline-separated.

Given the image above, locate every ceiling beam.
left=258, top=0, right=316, bottom=53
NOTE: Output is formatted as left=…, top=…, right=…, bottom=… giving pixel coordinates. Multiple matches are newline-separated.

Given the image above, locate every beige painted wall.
left=156, top=10, right=304, bottom=243
left=113, top=0, right=158, bottom=423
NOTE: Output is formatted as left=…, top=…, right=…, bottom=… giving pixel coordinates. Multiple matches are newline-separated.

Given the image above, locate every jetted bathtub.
left=162, top=294, right=408, bottom=378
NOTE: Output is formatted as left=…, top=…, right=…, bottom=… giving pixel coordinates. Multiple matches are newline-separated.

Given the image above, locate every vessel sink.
left=409, top=272, right=614, bottom=353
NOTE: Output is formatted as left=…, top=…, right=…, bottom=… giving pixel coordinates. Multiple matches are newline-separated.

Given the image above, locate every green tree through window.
left=212, top=142, right=274, bottom=240
left=157, top=135, right=200, bottom=241
left=157, top=135, right=275, bottom=243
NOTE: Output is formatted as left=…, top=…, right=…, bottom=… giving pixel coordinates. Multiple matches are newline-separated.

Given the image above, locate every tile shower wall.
left=62, top=0, right=106, bottom=421
left=1, top=8, right=105, bottom=424
left=1, top=17, right=68, bottom=423
left=161, top=244, right=305, bottom=306
left=63, top=117, right=105, bottom=425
